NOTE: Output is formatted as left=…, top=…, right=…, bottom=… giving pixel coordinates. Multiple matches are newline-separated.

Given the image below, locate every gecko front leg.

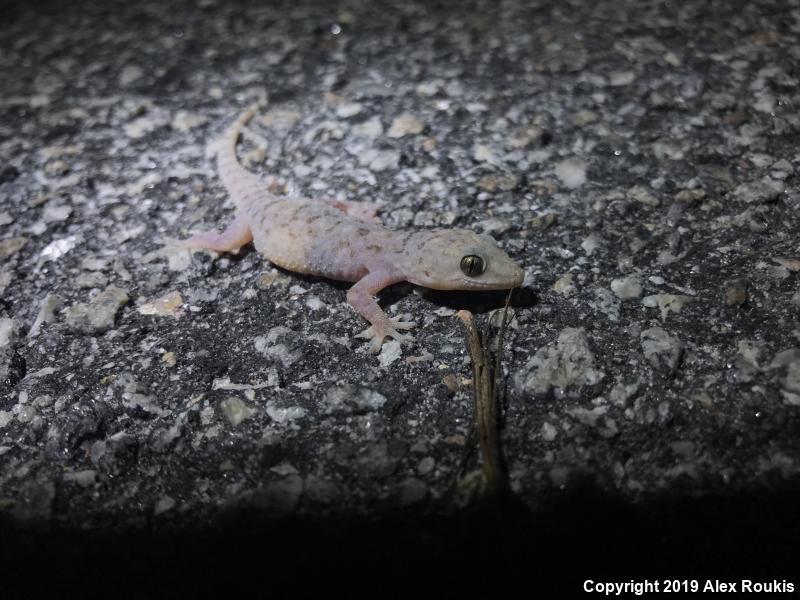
left=346, top=265, right=415, bottom=352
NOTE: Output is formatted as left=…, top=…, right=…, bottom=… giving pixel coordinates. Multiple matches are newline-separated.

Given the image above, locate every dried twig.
left=456, top=290, right=514, bottom=498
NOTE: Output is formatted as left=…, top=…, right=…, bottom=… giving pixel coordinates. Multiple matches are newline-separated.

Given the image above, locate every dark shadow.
left=418, top=285, right=537, bottom=314
left=1, top=486, right=798, bottom=598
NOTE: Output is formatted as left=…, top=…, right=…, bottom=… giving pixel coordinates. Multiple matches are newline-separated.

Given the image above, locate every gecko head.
left=403, top=229, right=524, bottom=291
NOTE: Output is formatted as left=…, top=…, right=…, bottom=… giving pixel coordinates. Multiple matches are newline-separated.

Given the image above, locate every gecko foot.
left=356, top=317, right=416, bottom=353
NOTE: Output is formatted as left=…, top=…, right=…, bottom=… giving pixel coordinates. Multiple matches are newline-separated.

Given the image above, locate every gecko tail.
left=220, top=101, right=265, bottom=150
left=213, top=99, right=271, bottom=210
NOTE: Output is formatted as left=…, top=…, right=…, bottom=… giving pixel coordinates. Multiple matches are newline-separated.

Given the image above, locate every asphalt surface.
left=1, top=0, right=799, bottom=594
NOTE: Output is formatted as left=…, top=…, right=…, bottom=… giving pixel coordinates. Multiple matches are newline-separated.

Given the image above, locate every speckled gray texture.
left=1, top=0, right=799, bottom=549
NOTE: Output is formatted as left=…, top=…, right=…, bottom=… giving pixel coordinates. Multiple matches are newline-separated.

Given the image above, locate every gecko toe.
left=356, top=322, right=414, bottom=351
left=388, top=331, right=414, bottom=344
left=355, top=327, right=384, bottom=353
left=355, top=326, right=376, bottom=340
left=388, top=315, right=416, bottom=331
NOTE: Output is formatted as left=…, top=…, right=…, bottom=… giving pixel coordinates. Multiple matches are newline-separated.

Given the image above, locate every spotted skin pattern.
left=178, top=105, right=525, bottom=352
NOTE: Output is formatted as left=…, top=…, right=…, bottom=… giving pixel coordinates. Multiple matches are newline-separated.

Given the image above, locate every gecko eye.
left=460, top=254, right=486, bottom=277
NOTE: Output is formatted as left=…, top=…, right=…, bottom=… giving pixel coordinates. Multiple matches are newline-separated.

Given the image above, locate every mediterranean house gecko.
left=176, top=104, right=524, bottom=352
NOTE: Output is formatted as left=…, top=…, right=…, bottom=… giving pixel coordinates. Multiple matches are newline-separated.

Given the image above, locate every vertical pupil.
left=461, top=255, right=484, bottom=276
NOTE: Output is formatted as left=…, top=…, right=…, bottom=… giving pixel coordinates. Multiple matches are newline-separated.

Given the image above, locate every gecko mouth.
left=463, top=267, right=525, bottom=289
left=462, top=278, right=521, bottom=290
left=422, top=278, right=521, bottom=291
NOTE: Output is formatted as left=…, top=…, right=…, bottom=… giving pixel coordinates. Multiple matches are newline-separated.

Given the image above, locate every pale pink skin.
left=177, top=105, right=524, bottom=352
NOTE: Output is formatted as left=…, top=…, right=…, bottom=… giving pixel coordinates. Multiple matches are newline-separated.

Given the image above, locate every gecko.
left=176, top=104, right=525, bottom=352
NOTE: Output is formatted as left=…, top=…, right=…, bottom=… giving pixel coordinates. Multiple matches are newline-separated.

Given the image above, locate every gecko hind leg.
left=174, top=215, right=253, bottom=252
